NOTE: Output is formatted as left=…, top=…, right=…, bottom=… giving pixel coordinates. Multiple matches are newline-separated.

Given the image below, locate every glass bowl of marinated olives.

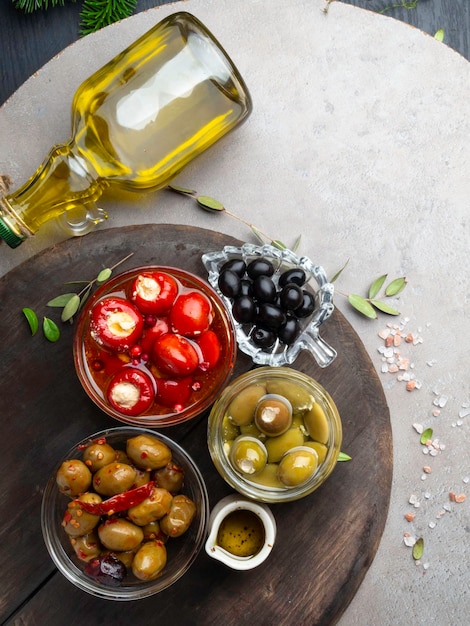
left=41, top=427, right=209, bottom=599
left=202, top=243, right=336, bottom=368
left=73, top=266, right=237, bottom=427
left=207, top=367, right=342, bottom=503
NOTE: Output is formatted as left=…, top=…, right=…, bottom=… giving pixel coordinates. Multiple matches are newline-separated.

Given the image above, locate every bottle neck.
left=0, top=142, right=103, bottom=248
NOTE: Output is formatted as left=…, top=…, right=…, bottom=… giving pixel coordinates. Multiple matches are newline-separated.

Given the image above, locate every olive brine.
left=56, top=434, right=196, bottom=586
left=217, top=257, right=316, bottom=350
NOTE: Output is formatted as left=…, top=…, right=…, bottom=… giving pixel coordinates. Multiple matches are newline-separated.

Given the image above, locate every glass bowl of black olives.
left=41, top=427, right=209, bottom=599
left=202, top=244, right=336, bottom=367
left=207, top=367, right=342, bottom=503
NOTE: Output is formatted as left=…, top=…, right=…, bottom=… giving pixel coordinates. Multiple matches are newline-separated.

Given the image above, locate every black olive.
left=280, top=283, right=304, bottom=311
left=251, top=326, right=276, bottom=349
left=220, top=258, right=247, bottom=278
left=279, top=268, right=307, bottom=288
left=232, top=295, right=256, bottom=323
left=256, top=303, right=286, bottom=330
left=84, top=554, right=127, bottom=586
left=278, top=314, right=301, bottom=345
left=253, top=275, right=277, bottom=303
left=295, top=290, right=316, bottom=318
left=246, top=258, right=275, bottom=279
left=218, top=269, right=241, bottom=298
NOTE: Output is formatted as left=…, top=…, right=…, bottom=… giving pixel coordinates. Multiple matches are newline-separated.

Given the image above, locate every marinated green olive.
left=82, top=442, right=116, bottom=472
left=248, top=463, right=284, bottom=489
left=277, top=446, right=318, bottom=486
left=133, top=468, right=152, bottom=488
left=127, top=487, right=173, bottom=526
left=69, top=531, right=101, bottom=562
left=154, top=462, right=185, bottom=494
left=126, top=434, right=172, bottom=470
left=132, top=540, right=167, bottom=581
left=62, top=493, right=102, bottom=536
left=106, top=549, right=137, bottom=569
left=221, top=414, right=240, bottom=441
left=264, top=427, right=305, bottom=463
left=304, top=440, right=328, bottom=464
left=159, top=494, right=196, bottom=538
left=93, top=462, right=137, bottom=497
left=230, top=436, right=268, bottom=475
left=98, top=518, right=144, bottom=552
left=142, top=520, right=166, bottom=541
left=303, top=401, right=330, bottom=444
left=265, top=380, right=314, bottom=414
left=227, top=383, right=267, bottom=426
left=56, top=459, right=92, bottom=497
left=254, top=394, right=293, bottom=436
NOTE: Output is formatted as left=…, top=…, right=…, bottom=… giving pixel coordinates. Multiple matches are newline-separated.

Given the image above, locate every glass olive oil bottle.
left=0, top=12, right=252, bottom=248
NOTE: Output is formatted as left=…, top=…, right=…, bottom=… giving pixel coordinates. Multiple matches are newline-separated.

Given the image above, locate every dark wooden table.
left=1, top=0, right=469, bottom=106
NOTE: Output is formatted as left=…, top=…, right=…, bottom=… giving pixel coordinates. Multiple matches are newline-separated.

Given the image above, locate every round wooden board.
left=0, top=225, right=392, bottom=625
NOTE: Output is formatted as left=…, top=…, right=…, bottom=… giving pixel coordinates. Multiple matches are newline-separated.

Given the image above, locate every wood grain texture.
left=1, top=0, right=468, bottom=105
left=0, top=225, right=391, bottom=625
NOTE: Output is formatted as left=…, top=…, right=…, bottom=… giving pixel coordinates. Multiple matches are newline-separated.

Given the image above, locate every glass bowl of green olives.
left=202, top=244, right=336, bottom=368
left=207, top=367, right=342, bottom=503
left=41, top=427, right=209, bottom=599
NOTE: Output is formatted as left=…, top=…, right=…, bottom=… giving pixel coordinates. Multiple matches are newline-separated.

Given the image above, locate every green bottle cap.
left=0, top=216, right=24, bottom=248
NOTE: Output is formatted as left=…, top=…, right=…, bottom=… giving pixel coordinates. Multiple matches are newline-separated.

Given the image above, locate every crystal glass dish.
left=207, top=367, right=342, bottom=503
left=202, top=244, right=336, bottom=367
left=41, top=427, right=209, bottom=600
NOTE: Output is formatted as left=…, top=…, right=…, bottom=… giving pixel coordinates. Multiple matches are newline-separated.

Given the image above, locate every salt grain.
left=404, top=535, right=416, bottom=547
left=429, top=521, right=436, bottom=529
left=458, top=408, right=470, bottom=418
left=413, top=423, right=424, bottom=434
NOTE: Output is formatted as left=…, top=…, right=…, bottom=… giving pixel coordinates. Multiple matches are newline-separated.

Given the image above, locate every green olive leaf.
left=434, top=29, right=445, bottom=42
left=78, top=284, right=93, bottom=311
left=271, top=239, right=287, bottom=250
left=370, top=300, right=401, bottom=316
left=348, top=294, right=377, bottom=319
left=291, top=234, right=302, bottom=252
left=368, top=274, right=387, bottom=299
left=337, top=452, right=352, bottom=461
left=43, top=317, right=60, bottom=342
left=96, top=268, right=112, bottom=284
left=196, top=195, right=225, bottom=212
left=385, top=277, right=407, bottom=296
left=330, top=259, right=350, bottom=283
left=167, top=184, right=197, bottom=196
left=61, top=294, right=81, bottom=322
left=251, top=226, right=265, bottom=244
left=420, top=428, right=433, bottom=444
left=412, top=537, right=424, bottom=560
left=22, top=307, right=38, bottom=335
left=47, top=293, right=77, bottom=307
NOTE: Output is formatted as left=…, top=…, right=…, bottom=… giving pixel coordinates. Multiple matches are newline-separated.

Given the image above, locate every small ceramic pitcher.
left=205, top=494, right=276, bottom=570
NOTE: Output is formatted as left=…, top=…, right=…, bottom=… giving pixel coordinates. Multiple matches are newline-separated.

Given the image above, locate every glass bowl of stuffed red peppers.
left=73, top=266, right=237, bottom=427
left=41, top=427, right=209, bottom=599
left=202, top=244, right=337, bottom=368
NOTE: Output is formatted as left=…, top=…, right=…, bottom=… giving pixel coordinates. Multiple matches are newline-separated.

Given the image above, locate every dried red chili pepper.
left=75, top=481, right=155, bottom=515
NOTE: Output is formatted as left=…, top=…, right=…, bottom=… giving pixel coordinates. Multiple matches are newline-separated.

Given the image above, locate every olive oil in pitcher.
left=0, top=12, right=252, bottom=248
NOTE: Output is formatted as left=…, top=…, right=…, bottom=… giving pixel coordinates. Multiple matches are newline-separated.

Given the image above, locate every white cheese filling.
left=110, top=382, right=140, bottom=408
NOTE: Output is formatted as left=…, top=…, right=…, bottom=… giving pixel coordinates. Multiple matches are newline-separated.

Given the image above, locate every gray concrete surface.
left=1, top=1, right=468, bottom=623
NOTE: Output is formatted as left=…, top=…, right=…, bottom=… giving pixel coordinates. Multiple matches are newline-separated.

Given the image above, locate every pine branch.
left=13, top=0, right=72, bottom=12
left=79, top=0, right=137, bottom=36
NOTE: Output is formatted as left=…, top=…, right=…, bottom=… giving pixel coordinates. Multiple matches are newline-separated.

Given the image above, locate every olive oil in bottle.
left=0, top=12, right=252, bottom=248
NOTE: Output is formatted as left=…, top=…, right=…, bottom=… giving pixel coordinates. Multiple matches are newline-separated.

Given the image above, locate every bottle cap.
left=0, top=217, right=24, bottom=248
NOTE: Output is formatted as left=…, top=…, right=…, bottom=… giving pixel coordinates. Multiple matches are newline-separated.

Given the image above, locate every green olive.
left=127, top=487, right=173, bottom=526
left=239, top=422, right=264, bottom=438
left=230, top=436, right=268, bottom=475
left=105, top=549, right=137, bottom=569
left=133, top=468, right=152, bottom=488
left=98, top=518, right=144, bottom=552
left=126, top=435, right=172, bottom=470
left=93, top=462, right=136, bottom=496
left=265, top=380, right=314, bottom=414
left=82, top=442, right=116, bottom=472
left=277, top=446, right=318, bottom=487
left=227, top=383, right=267, bottom=426
left=303, top=401, right=330, bottom=444
left=62, top=493, right=102, bottom=536
left=154, top=462, right=185, bottom=494
left=221, top=414, right=240, bottom=441
left=248, top=463, right=284, bottom=489
left=132, top=540, right=167, bottom=581
left=142, top=520, right=165, bottom=541
left=264, top=427, right=305, bottom=463
left=56, top=459, right=92, bottom=497
left=303, top=440, right=328, bottom=464
left=254, top=394, right=293, bottom=436
left=69, top=531, right=101, bottom=562
left=159, top=494, right=196, bottom=538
